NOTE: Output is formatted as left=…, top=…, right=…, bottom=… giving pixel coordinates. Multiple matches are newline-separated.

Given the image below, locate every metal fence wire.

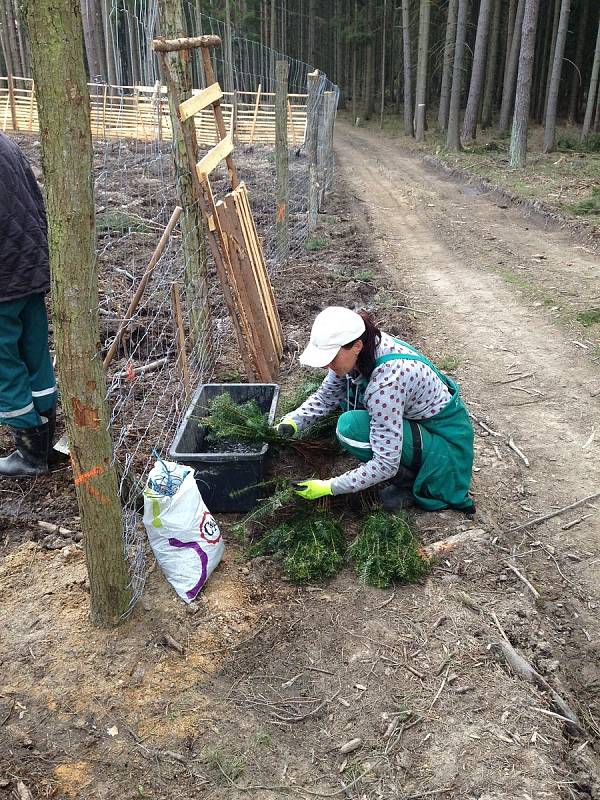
left=92, top=2, right=339, bottom=611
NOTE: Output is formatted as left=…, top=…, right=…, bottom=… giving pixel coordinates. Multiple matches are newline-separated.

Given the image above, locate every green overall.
left=336, top=342, right=474, bottom=512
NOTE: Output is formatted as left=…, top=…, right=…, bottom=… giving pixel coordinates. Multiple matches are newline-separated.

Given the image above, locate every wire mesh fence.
left=75, top=3, right=338, bottom=611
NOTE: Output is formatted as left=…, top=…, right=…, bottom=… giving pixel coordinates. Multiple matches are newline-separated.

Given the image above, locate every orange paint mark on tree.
left=276, top=202, right=286, bottom=222
left=74, top=465, right=105, bottom=486
left=71, top=398, right=100, bottom=428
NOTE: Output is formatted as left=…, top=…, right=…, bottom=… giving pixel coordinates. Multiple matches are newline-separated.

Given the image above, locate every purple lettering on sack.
left=168, top=538, right=208, bottom=600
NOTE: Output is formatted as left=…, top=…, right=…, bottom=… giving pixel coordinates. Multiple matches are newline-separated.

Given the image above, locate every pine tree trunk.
left=364, top=0, right=376, bottom=119
left=446, top=0, right=469, bottom=149
left=462, top=0, right=493, bottom=141
left=23, top=0, right=131, bottom=627
left=481, top=0, right=501, bottom=128
left=509, top=0, right=541, bottom=166
left=275, top=60, right=289, bottom=258
left=101, top=0, right=117, bottom=84
left=567, top=0, right=589, bottom=125
left=414, top=0, right=431, bottom=141
left=308, top=0, right=315, bottom=64
left=270, top=0, right=277, bottom=51
left=3, top=0, right=24, bottom=78
left=81, top=0, right=102, bottom=80
left=502, top=0, right=517, bottom=90
left=402, top=0, right=414, bottom=136
left=542, top=0, right=561, bottom=122
left=543, top=0, right=570, bottom=152
left=498, top=0, right=526, bottom=133
left=581, top=13, right=600, bottom=142
left=438, top=0, right=458, bottom=131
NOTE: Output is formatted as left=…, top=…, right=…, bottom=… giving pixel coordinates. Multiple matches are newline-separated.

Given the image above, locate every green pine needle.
left=347, top=511, right=430, bottom=589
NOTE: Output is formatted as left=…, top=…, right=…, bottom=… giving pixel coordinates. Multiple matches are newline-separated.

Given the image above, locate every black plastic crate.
left=169, top=383, right=280, bottom=513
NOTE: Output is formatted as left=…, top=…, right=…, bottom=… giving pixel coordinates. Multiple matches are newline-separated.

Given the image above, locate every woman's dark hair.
left=342, top=310, right=381, bottom=377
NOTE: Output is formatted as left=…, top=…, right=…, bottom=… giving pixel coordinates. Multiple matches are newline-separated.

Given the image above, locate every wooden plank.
left=199, top=49, right=239, bottom=189
left=178, top=82, right=223, bottom=122
left=233, top=184, right=283, bottom=357
left=249, top=83, right=261, bottom=143
left=196, top=134, right=233, bottom=178
left=217, top=198, right=276, bottom=380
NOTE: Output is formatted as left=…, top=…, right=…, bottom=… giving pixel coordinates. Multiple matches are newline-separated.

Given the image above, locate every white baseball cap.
left=299, top=307, right=366, bottom=368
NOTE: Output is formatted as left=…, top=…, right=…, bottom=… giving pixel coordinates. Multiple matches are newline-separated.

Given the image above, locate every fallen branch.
left=112, top=357, right=168, bottom=380
left=491, top=372, right=534, bottom=385
left=506, top=562, right=540, bottom=600
left=562, top=513, right=595, bottom=531
left=511, top=491, right=600, bottom=533
left=508, top=437, right=529, bottom=467
left=37, top=520, right=75, bottom=536
left=424, top=528, right=486, bottom=557
left=489, top=639, right=582, bottom=733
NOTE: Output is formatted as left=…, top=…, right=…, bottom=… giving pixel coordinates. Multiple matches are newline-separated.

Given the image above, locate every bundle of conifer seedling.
left=201, top=392, right=336, bottom=460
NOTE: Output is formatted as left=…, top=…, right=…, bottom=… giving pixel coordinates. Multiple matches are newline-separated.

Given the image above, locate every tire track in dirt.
left=336, top=122, right=600, bottom=765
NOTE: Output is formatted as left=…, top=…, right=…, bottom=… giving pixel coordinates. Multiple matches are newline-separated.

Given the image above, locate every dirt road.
left=336, top=121, right=600, bottom=789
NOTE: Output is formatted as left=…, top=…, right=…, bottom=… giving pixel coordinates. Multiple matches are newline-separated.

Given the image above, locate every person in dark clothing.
left=0, top=131, right=59, bottom=477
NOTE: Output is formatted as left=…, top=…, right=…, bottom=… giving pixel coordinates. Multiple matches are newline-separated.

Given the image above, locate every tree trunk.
left=3, top=0, right=23, bottom=77
left=438, top=0, right=458, bottom=131
left=502, top=0, right=517, bottom=92
left=543, top=0, right=570, bottom=152
left=498, top=0, right=526, bottom=133
left=101, top=0, right=117, bottom=84
left=481, top=0, right=501, bottom=128
left=446, top=0, right=469, bottom=149
left=543, top=0, right=561, bottom=122
left=581, top=13, right=600, bottom=142
left=414, top=0, right=431, bottom=141
left=509, top=0, right=541, bottom=166
left=364, top=0, right=376, bottom=119
left=23, top=0, right=131, bottom=627
left=401, top=0, right=414, bottom=136
left=270, top=0, right=277, bottom=51
left=308, top=0, right=315, bottom=64
left=275, top=60, right=289, bottom=259
left=81, top=0, right=103, bottom=80
left=567, top=0, right=589, bottom=125
left=462, top=0, right=493, bottom=141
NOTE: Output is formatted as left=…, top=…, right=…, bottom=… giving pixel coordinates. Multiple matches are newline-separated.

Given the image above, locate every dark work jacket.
left=0, top=132, right=49, bottom=302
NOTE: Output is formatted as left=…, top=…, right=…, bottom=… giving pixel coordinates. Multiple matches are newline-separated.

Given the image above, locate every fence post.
left=158, top=1, right=212, bottom=365
left=275, top=60, right=289, bottom=261
left=25, top=0, right=131, bottom=627
left=7, top=71, right=17, bottom=130
left=323, top=91, right=337, bottom=198
left=306, top=69, right=320, bottom=233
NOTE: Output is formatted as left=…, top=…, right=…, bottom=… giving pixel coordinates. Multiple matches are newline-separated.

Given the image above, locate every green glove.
left=292, top=479, right=333, bottom=500
left=275, top=416, right=298, bottom=439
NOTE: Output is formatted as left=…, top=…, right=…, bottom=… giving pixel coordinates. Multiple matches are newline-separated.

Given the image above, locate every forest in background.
left=1, top=0, right=600, bottom=163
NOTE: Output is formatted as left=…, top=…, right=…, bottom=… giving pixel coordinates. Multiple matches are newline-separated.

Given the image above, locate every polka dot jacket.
left=289, top=332, right=452, bottom=495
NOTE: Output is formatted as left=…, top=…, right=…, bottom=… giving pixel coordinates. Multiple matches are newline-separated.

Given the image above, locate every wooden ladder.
left=152, top=34, right=283, bottom=382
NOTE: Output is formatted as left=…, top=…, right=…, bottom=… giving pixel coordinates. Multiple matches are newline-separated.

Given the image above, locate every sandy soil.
left=1, top=125, right=600, bottom=799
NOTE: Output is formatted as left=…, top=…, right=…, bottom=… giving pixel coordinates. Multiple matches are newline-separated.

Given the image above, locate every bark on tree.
left=101, top=0, right=117, bottom=84
left=414, top=0, right=431, bottom=141
left=401, top=0, right=414, bottom=136
left=498, top=0, right=526, bottom=133
left=509, top=0, right=541, bottom=166
left=308, top=0, right=316, bottom=64
left=481, top=0, right=501, bottom=128
left=567, top=0, right=589, bottom=125
left=446, top=0, right=469, bottom=150
left=364, top=0, right=376, bottom=119
left=581, top=13, right=600, bottom=142
left=543, top=0, right=561, bottom=121
left=24, top=0, right=131, bottom=627
left=462, top=0, right=493, bottom=141
left=438, top=0, right=458, bottom=131
left=502, top=0, right=518, bottom=92
left=270, top=0, right=277, bottom=51
left=543, top=0, right=570, bottom=152
left=81, top=0, right=104, bottom=79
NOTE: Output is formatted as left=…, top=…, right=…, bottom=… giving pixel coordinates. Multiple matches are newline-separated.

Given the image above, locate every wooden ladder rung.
left=178, top=82, right=223, bottom=122
left=196, top=133, right=234, bottom=178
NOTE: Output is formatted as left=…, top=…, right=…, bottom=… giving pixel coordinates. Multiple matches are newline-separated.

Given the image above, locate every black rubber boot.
left=393, top=464, right=416, bottom=488
left=0, top=424, right=49, bottom=478
left=378, top=483, right=415, bottom=512
left=43, top=406, right=69, bottom=465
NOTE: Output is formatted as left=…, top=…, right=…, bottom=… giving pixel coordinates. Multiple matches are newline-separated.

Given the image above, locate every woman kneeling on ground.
left=278, top=306, right=475, bottom=515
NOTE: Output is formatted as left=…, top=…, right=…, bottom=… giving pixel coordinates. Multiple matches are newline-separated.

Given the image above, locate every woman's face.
left=327, top=340, right=363, bottom=377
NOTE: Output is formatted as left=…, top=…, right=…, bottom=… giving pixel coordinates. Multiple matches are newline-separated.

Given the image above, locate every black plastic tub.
left=169, top=383, right=280, bottom=513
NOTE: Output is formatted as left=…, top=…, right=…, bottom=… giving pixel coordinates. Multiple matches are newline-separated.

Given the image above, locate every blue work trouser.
left=0, top=294, right=57, bottom=429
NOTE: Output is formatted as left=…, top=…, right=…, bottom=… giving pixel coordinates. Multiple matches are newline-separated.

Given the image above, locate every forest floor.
left=342, top=112, right=600, bottom=233
left=1, top=125, right=600, bottom=799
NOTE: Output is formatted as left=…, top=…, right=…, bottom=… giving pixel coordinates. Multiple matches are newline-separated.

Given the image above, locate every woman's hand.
left=292, top=479, right=333, bottom=500
left=274, top=417, right=298, bottom=438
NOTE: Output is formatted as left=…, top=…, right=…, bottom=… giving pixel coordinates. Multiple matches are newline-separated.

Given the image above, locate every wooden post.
left=199, top=46, right=239, bottom=189
left=154, top=80, right=163, bottom=141
left=323, top=91, right=337, bottom=197
left=157, top=1, right=212, bottom=367
left=287, top=98, right=297, bottom=147
left=275, top=60, right=289, bottom=261
left=7, top=71, right=17, bottom=130
left=171, top=282, right=191, bottom=401
left=250, top=83, right=261, bottom=142
left=102, top=84, right=108, bottom=138
left=306, top=69, right=320, bottom=232
left=231, top=89, right=238, bottom=140
left=24, top=0, right=131, bottom=626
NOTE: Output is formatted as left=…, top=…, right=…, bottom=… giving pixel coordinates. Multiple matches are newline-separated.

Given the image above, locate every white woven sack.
left=143, top=460, right=224, bottom=603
